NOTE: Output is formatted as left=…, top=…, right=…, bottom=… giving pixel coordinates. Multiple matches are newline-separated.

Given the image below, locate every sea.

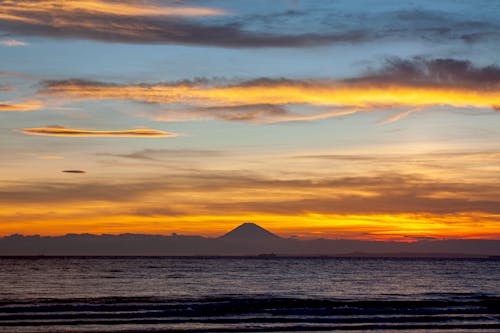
left=0, top=257, right=498, bottom=332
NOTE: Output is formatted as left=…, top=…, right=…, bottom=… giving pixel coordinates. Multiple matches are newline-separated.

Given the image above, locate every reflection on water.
left=0, top=257, right=499, bottom=332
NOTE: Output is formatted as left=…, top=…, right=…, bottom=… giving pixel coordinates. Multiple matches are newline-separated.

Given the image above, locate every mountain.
left=0, top=223, right=499, bottom=256
left=219, top=222, right=280, bottom=241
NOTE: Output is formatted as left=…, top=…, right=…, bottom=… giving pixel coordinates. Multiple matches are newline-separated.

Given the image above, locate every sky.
left=1, top=0, right=500, bottom=241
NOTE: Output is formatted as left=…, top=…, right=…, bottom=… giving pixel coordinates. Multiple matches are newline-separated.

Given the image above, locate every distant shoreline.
left=0, top=254, right=498, bottom=259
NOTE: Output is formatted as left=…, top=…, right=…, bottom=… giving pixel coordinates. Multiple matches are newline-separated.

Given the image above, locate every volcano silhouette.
left=219, top=222, right=280, bottom=241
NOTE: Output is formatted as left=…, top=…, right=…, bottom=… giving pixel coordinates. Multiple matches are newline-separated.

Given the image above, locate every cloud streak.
left=0, top=38, right=27, bottom=46
left=0, top=2, right=499, bottom=49
left=0, top=83, right=13, bottom=91
left=98, top=148, right=226, bottom=161
left=0, top=0, right=226, bottom=19
left=4, top=58, right=499, bottom=123
left=0, top=171, right=499, bottom=215
left=39, top=58, right=500, bottom=123
left=0, top=100, right=43, bottom=111
left=378, top=106, right=426, bottom=125
left=0, top=0, right=369, bottom=48
left=147, top=104, right=359, bottom=124
left=62, top=170, right=86, bottom=174
left=22, top=126, right=177, bottom=137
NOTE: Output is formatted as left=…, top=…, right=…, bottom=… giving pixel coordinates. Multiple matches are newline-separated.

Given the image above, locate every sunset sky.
left=1, top=0, right=500, bottom=240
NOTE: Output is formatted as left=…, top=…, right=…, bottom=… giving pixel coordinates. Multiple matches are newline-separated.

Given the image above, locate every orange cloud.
left=38, top=155, right=64, bottom=159
left=0, top=0, right=225, bottom=20
left=0, top=162, right=499, bottom=239
left=39, top=59, right=500, bottom=123
left=46, top=80, right=500, bottom=108
left=0, top=58, right=489, bottom=122
left=40, top=79, right=500, bottom=123
left=2, top=171, right=500, bottom=215
left=0, top=208, right=498, bottom=241
left=22, top=126, right=177, bottom=137
left=0, top=100, right=43, bottom=111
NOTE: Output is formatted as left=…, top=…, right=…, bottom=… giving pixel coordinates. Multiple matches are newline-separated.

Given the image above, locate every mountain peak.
left=220, top=222, right=280, bottom=241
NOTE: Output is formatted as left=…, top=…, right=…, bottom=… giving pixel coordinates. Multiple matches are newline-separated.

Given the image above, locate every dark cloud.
left=43, top=57, right=500, bottom=92
left=460, top=31, right=500, bottom=43
left=354, top=57, right=500, bottom=89
left=0, top=180, right=168, bottom=204
left=0, top=0, right=370, bottom=48
left=151, top=104, right=293, bottom=123
left=130, top=207, right=183, bottom=217
left=208, top=193, right=500, bottom=215
left=62, top=170, right=86, bottom=174
left=42, top=79, right=118, bottom=89
left=1, top=2, right=500, bottom=48
left=379, top=8, right=500, bottom=44
left=193, top=104, right=289, bottom=122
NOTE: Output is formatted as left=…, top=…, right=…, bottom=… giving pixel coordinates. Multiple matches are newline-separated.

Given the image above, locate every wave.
left=0, top=294, right=498, bottom=332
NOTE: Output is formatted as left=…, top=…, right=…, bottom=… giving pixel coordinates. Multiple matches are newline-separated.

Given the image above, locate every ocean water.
left=0, top=257, right=498, bottom=332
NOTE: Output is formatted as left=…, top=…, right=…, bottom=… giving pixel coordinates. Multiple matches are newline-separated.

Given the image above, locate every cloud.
left=0, top=38, right=27, bottom=46
left=3, top=58, right=497, bottom=121
left=294, top=152, right=467, bottom=162
left=147, top=104, right=358, bottom=124
left=21, top=126, right=178, bottom=137
left=385, top=8, right=500, bottom=41
left=1, top=2, right=498, bottom=49
left=0, top=151, right=499, bottom=238
left=40, top=58, right=500, bottom=123
left=98, top=148, right=226, bottom=161
left=0, top=83, right=13, bottom=91
left=378, top=106, right=425, bottom=125
left=0, top=0, right=226, bottom=19
left=38, top=155, right=64, bottom=159
left=0, top=171, right=499, bottom=216
left=293, top=154, right=379, bottom=161
left=62, top=170, right=86, bottom=174
left=155, top=104, right=290, bottom=123
left=0, top=180, right=159, bottom=203
left=460, top=31, right=500, bottom=43
left=355, top=57, right=500, bottom=89
left=0, top=0, right=369, bottom=48
left=0, top=71, right=36, bottom=79
left=0, top=100, right=43, bottom=111
left=208, top=195, right=500, bottom=216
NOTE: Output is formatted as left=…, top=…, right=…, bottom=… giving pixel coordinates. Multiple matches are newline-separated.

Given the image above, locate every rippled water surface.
left=0, top=257, right=498, bottom=332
